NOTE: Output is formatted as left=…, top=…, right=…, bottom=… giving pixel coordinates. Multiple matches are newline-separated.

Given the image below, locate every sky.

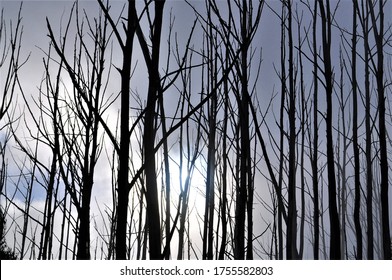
left=1, top=0, right=392, bottom=259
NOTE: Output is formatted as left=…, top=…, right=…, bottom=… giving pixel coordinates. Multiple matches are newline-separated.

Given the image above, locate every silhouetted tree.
left=317, top=0, right=341, bottom=259
left=46, top=1, right=112, bottom=259
left=351, top=0, right=363, bottom=259
left=368, top=0, right=391, bottom=260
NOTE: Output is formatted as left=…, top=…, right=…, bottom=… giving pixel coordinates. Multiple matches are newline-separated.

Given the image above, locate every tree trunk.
left=277, top=3, right=286, bottom=260
left=368, top=0, right=391, bottom=260
left=143, top=0, right=165, bottom=260
left=115, top=0, right=137, bottom=260
left=218, top=45, right=229, bottom=260
left=234, top=0, right=252, bottom=260
left=311, top=0, right=320, bottom=260
left=363, top=0, right=374, bottom=259
left=318, top=0, right=341, bottom=260
left=351, top=1, right=362, bottom=259
left=286, top=0, right=298, bottom=260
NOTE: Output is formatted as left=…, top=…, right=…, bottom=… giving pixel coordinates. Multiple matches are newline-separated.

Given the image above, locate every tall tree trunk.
left=159, top=72, right=171, bottom=260
left=203, top=12, right=217, bottom=259
left=205, top=92, right=216, bottom=260
left=143, top=0, right=165, bottom=260
left=243, top=0, right=253, bottom=260
left=115, top=0, right=137, bottom=260
left=311, top=0, right=320, bottom=260
left=318, top=0, right=341, bottom=260
left=234, top=0, right=252, bottom=260
left=218, top=46, right=229, bottom=260
left=368, top=0, right=391, bottom=260
left=363, top=0, right=374, bottom=259
left=298, top=15, right=306, bottom=259
left=351, top=1, right=362, bottom=259
left=337, top=53, right=348, bottom=259
left=277, top=3, right=286, bottom=260
left=286, top=0, right=298, bottom=260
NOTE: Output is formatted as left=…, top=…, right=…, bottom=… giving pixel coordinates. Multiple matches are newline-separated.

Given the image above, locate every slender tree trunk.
left=337, top=53, right=348, bottom=259
left=368, top=0, right=391, bottom=260
left=115, top=0, right=137, bottom=260
left=143, top=0, right=165, bottom=260
left=203, top=13, right=217, bottom=259
left=311, top=0, right=320, bottom=260
left=242, top=0, right=253, bottom=260
left=298, top=15, right=306, bottom=259
left=159, top=72, right=171, bottom=260
left=363, top=0, right=374, bottom=259
left=218, top=46, right=229, bottom=260
left=234, top=0, right=252, bottom=260
left=286, top=0, right=298, bottom=260
left=277, top=3, right=286, bottom=260
left=351, top=1, right=362, bottom=259
left=207, top=34, right=217, bottom=262
left=318, top=0, right=341, bottom=260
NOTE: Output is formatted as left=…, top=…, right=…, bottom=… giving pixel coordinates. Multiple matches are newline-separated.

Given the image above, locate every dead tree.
left=136, top=0, right=165, bottom=260
left=202, top=4, right=218, bottom=259
left=317, top=0, right=341, bottom=259
left=351, top=0, right=363, bottom=259
left=367, top=0, right=391, bottom=260
left=97, top=0, right=138, bottom=259
left=285, top=0, right=298, bottom=260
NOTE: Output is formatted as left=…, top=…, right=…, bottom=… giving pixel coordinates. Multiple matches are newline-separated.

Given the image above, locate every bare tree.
left=201, top=4, right=218, bottom=259
left=355, top=0, right=374, bottom=260
left=285, top=0, right=298, bottom=260
left=317, top=0, right=341, bottom=259
left=351, top=0, right=363, bottom=259
left=207, top=0, right=264, bottom=260
left=3, top=0, right=392, bottom=260
left=96, top=0, right=137, bottom=259
left=0, top=4, right=27, bottom=259
left=136, top=0, right=166, bottom=260
left=311, top=0, right=320, bottom=261
left=0, top=3, right=26, bottom=195
left=367, top=0, right=391, bottom=260
left=46, top=1, right=112, bottom=259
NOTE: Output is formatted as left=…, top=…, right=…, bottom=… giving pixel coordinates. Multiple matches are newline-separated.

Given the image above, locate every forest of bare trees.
left=0, top=0, right=391, bottom=260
